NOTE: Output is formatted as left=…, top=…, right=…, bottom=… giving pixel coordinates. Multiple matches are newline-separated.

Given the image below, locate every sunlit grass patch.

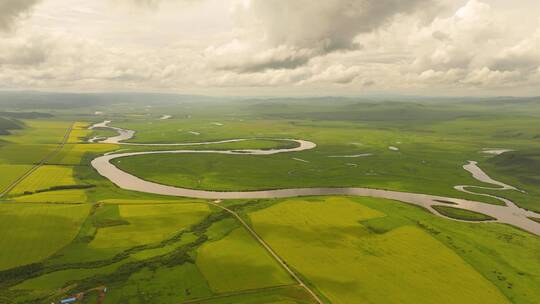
left=47, top=143, right=117, bottom=165
left=67, top=122, right=92, bottom=143
left=10, top=165, right=78, bottom=195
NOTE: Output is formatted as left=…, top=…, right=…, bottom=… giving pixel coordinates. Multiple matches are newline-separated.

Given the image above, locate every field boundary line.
left=0, top=122, right=74, bottom=198
left=181, top=284, right=301, bottom=304
left=210, top=202, right=325, bottom=304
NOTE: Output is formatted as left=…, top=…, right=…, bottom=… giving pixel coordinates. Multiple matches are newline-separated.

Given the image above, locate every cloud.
left=237, top=0, right=434, bottom=52
left=490, top=27, right=540, bottom=72
left=391, top=0, right=540, bottom=90
left=0, top=36, right=50, bottom=66
left=120, top=0, right=163, bottom=9
left=1, top=0, right=540, bottom=95
left=411, top=0, right=499, bottom=72
left=224, top=0, right=435, bottom=72
left=210, top=44, right=314, bottom=73
left=461, top=67, right=524, bottom=87
left=0, top=0, right=41, bottom=31
left=118, top=0, right=198, bottom=9
left=301, top=64, right=362, bottom=85
left=0, top=31, right=196, bottom=90
left=130, top=0, right=161, bottom=5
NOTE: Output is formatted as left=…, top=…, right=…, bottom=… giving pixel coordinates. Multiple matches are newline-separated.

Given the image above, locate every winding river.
left=89, top=121, right=540, bottom=236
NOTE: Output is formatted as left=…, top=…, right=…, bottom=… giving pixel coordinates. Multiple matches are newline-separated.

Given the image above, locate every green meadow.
left=0, top=164, right=33, bottom=193
left=0, top=97, right=539, bottom=303
left=10, top=165, right=78, bottom=195
left=248, top=196, right=540, bottom=303
left=115, top=114, right=537, bottom=209
left=196, top=227, right=294, bottom=293
left=0, top=203, right=90, bottom=270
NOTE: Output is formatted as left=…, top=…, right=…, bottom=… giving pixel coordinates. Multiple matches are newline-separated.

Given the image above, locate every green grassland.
left=0, top=143, right=59, bottom=165
left=9, top=165, right=79, bottom=195
left=7, top=163, right=90, bottom=203
left=48, top=143, right=118, bottom=166
left=108, top=139, right=299, bottom=154
left=0, top=98, right=539, bottom=303
left=11, top=189, right=88, bottom=203
left=196, top=227, right=293, bottom=293
left=246, top=196, right=540, bottom=304
left=113, top=116, right=530, bottom=208
left=67, top=122, right=93, bottom=143
left=2, top=194, right=538, bottom=303
left=91, top=203, right=210, bottom=251
left=0, top=119, right=72, bottom=145
left=0, top=164, right=33, bottom=193
left=109, top=101, right=540, bottom=212
left=0, top=118, right=73, bottom=194
left=481, top=150, right=540, bottom=211
left=89, top=127, right=119, bottom=139
left=0, top=203, right=90, bottom=270
left=0, top=200, right=314, bottom=303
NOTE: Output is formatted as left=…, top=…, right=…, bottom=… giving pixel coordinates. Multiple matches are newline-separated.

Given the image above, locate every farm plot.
left=90, top=202, right=210, bottom=250
left=0, top=120, right=72, bottom=145
left=10, top=165, right=78, bottom=195
left=67, top=122, right=92, bottom=143
left=0, top=144, right=58, bottom=165
left=196, top=227, right=293, bottom=293
left=248, top=197, right=509, bottom=304
left=12, top=189, right=87, bottom=203
left=47, top=143, right=117, bottom=165
left=0, top=164, right=33, bottom=193
left=0, top=203, right=90, bottom=270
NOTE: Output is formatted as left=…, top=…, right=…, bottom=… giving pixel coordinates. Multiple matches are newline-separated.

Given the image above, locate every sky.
left=0, top=0, right=539, bottom=96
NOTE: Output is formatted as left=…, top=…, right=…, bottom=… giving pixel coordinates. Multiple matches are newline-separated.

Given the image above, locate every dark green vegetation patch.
left=0, top=117, right=22, bottom=135
left=433, top=206, right=496, bottom=222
